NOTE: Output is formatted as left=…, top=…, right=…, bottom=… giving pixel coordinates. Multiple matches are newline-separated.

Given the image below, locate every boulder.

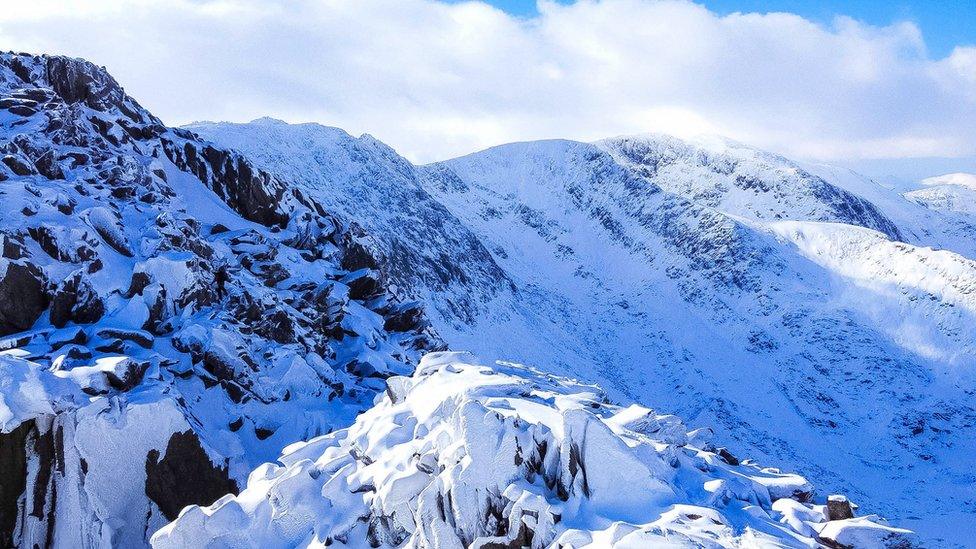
left=1, top=234, right=27, bottom=260
left=94, top=327, right=154, bottom=349
left=0, top=260, right=48, bottom=336
left=144, top=431, right=238, bottom=521
left=1, top=155, right=35, bottom=176
left=27, top=226, right=72, bottom=262
left=343, top=269, right=382, bottom=301
left=49, top=271, right=104, bottom=328
left=826, top=495, right=854, bottom=521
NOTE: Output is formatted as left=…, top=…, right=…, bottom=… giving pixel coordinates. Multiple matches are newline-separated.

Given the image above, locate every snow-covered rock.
left=0, top=53, right=438, bottom=547
left=153, top=353, right=914, bottom=549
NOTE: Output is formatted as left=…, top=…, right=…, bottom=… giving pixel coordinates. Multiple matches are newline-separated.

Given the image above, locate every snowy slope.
left=182, top=119, right=513, bottom=328
left=425, top=140, right=975, bottom=545
left=0, top=54, right=437, bottom=547
left=155, top=352, right=914, bottom=549
left=191, top=119, right=973, bottom=545
left=597, top=134, right=903, bottom=239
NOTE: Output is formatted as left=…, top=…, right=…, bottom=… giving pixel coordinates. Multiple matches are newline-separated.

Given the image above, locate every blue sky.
left=476, top=0, right=975, bottom=58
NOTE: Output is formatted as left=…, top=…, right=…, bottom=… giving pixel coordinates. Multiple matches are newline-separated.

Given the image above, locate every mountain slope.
left=182, top=119, right=513, bottom=328
left=0, top=54, right=436, bottom=547
left=0, top=56, right=916, bottom=549
left=193, top=121, right=974, bottom=546
left=426, top=139, right=975, bottom=545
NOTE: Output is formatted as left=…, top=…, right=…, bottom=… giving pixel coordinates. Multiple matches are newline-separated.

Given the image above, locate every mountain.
left=0, top=52, right=932, bottom=548
left=191, top=122, right=976, bottom=546
left=0, top=53, right=436, bottom=547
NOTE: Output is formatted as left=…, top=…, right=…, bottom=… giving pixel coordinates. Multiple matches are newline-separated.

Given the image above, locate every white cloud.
left=1, top=0, right=974, bottom=164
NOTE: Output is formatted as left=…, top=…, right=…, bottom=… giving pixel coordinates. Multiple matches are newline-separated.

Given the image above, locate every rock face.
left=183, top=119, right=513, bottom=327
left=0, top=53, right=438, bottom=547
left=0, top=421, right=32, bottom=548
left=154, top=353, right=915, bottom=548
left=49, top=271, right=104, bottom=327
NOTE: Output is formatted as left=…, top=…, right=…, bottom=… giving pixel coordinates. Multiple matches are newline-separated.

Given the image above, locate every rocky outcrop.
left=0, top=51, right=441, bottom=547
left=0, top=421, right=32, bottom=548
left=160, top=135, right=293, bottom=229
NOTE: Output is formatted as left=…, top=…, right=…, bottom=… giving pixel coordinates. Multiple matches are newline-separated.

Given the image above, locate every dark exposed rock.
left=145, top=431, right=238, bottom=521
left=160, top=137, right=291, bottom=228
left=2, top=154, right=35, bottom=176
left=0, top=421, right=31, bottom=548
left=252, top=309, right=296, bottom=344
left=95, top=327, right=154, bottom=349
left=48, top=327, right=87, bottom=350
left=142, top=286, right=169, bottom=334
left=0, top=260, right=48, bottom=336
left=27, top=225, right=71, bottom=262
left=382, top=301, right=426, bottom=333
left=49, top=271, right=104, bottom=328
left=254, top=261, right=290, bottom=288
left=94, top=339, right=125, bottom=354
left=339, top=230, right=381, bottom=272
left=716, top=447, right=739, bottom=466
left=826, top=495, right=854, bottom=521
left=32, top=150, right=64, bottom=180
left=343, top=269, right=382, bottom=301
left=103, top=358, right=150, bottom=391
left=1, top=234, right=27, bottom=260
left=43, top=56, right=159, bottom=126
left=125, top=271, right=151, bottom=297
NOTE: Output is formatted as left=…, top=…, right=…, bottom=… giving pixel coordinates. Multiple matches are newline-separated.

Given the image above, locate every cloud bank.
left=1, top=0, right=974, bottom=163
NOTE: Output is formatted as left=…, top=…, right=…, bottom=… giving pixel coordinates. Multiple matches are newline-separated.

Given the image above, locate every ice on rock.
left=153, top=353, right=913, bottom=549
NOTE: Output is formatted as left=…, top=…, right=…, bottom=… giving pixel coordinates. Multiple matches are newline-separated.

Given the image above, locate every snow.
left=0, top=355, right=60, bottom=431
left=155, top=352, right=912, bottom=548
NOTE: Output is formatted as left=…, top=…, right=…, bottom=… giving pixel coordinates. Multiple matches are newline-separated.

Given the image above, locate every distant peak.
left=921, top=172, right=976, bottom=189
left=249, top=116, right=289, bottom=125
